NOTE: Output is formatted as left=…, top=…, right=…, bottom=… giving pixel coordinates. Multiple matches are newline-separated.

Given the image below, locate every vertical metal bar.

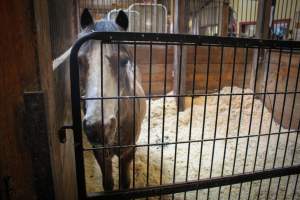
left=241, top=0, right=244, bottom=26
left=236, top=47, right=250, bottom=200
left=249, top=0, right=253, bottom=36
left=208, top=46, right=224, bottom=200
left=146, top=42, right=153, bottom=188
left=272, top=0, right=278, bottom=40
left=284, top=174, right=292, bottom=200
left=236, top=0, right=240, bottom=37
left=172, top=43, right=183, bottom=200
left=159, top=43, right=168, bottom=200
left=283, top=65, right=300, bottom=199
left=278, top=0, right=285, bottom=40
left=195, top=45, right=211, bottom=200
left=96, top=0, right=99, bottom=19
left=144, top=2, right=146, bottom=32
left=270, top=0, right=276, bottom=40
left=226, top=46, right=238, bottom=200
left=150, top=0, right=153, bottom=33
left=100, top=42, right=105, bottom=191
left=241, top=47, right=261, bottom=200
left=165, top=0, right=168, bottom=33
left=117, top=43, right=121, bottom=190
left=284, top=0, right=290, bottom=37
left=273, top=48, right=294, bottom=199
left=268, top=48, right=293, bottom=198
left=291, top=0, right=298, bottom=40
left=291, top=122, right=300, bottom=199
left=263, top=49, right=282, bottom=198
left=183, top=44, right=198, bottom=200
left=280, top=51, right=297, bottom=166
left=292, top=174, right=300, bottom=200
left=265, top=48, right=283, bottom=199
left=218, top=0, right=221, bottom=36
left=132, top=0, right=135, bottom=32
left=255, top=48, right=272, bottom=200
left=250, top=45, right=269, bottom=176
left=141, top=3, right=144, bottom=32
left=172, top=0, right=175, bottom=33
left=233, top=0, right=236, bottom=36
left=192, top=0, right=198, bottom=34
left=132, top=42, right=137, bottom=189
left=69, top=40, right=87, bottom=200
left=156, top=0, right=158, bottom=33
left=254, top=0, right=258, bottom=32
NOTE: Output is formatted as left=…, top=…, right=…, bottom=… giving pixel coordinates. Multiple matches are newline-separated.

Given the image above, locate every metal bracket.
left=58, top=125, right=73, bottom=143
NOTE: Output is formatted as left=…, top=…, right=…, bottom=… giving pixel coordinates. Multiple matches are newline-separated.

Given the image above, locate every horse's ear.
left=115, top=10, right=128, bottom=31
left=81, top=8, right=94, bottom=29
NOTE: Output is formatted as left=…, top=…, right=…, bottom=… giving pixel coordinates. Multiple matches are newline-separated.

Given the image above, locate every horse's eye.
left=120, top=58, right=129, bottom=67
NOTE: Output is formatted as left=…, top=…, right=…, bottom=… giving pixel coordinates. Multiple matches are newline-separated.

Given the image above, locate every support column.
left=173, top=0, right=188, bottom=111
left=220, top=0, right=229, bottom=36
left=250, top=0, right=273, bottom=93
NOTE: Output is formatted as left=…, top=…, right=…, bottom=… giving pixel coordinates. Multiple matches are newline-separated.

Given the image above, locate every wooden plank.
left=44, top=0, right=79, bottom=199
left=0, top=0, right=40, bottom=199
left=34, top=0, right=78, bottom=199
left=263, top=55, right=300, bottom=129
left=33, top=1, right=62, bottom=199
left=133, top=46, right=253, bottom=65
left=23, top=92, right=55, bottom=200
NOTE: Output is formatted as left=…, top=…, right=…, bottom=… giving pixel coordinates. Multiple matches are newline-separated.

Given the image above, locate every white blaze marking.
left=84, top=44, right=118, bottom=127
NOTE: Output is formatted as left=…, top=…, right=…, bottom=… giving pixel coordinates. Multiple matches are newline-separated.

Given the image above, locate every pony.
left=78, top=9, right=146, bottom=191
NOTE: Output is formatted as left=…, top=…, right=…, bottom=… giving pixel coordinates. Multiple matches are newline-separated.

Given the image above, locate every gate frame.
left=69, top=32, right=300, bottom=200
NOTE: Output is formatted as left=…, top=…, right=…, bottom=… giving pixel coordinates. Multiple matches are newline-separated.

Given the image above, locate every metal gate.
left=70, top=32, right=300, bottom=199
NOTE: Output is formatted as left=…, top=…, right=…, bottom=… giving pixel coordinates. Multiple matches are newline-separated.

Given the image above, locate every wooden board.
left=47, top=0, right=79, bottom=199
left=0, top=0, right=40, bottom=199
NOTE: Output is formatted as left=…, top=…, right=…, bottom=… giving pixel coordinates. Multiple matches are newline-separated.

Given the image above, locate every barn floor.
left=83, top=86, right=300, bottom=199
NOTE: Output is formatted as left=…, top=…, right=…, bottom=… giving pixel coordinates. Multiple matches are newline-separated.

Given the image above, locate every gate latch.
left=58, top=125, right=73, bottom=143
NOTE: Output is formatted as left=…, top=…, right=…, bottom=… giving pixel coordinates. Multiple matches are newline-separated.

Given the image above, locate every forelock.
left=94, top=20, right=120, bottom=32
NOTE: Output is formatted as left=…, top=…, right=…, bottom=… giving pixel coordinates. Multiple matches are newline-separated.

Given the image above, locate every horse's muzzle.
left=83, top=117, right=117, bottom=144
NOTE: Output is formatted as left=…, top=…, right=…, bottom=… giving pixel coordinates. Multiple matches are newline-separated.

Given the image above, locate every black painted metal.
left=71, top=32, right=300, bottom=50
left=69, top=32, right=300, bottom=199
left=87, top=165, right=300, bottom=200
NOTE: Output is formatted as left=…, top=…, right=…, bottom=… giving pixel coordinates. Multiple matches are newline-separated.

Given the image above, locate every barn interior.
left=1, top=0, right=300, bottom=200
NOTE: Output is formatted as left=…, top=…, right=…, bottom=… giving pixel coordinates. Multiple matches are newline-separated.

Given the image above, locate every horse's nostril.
left=83, top=119, right=93, bottom=137
left=83, top=119, right=88, bottom=131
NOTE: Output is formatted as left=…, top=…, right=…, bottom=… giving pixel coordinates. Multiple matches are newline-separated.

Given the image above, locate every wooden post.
left=173, top=0, right=188, bottom=111
left=250, top=0, right=273, bottom=93
left=220, top=0, right=229, bottom=36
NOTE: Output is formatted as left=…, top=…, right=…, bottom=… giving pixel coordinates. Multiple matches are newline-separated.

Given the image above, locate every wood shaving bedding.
left=84, top=86, right=300, bottom=199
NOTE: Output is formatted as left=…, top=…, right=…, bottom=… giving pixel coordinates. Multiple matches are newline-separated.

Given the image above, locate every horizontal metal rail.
left=70, top=32, right=300, bottom=53
left=81, top=91, right=300, bottom=101
left=83, top=129, right=300, bottom=151
left=87, top=165, right=300, bottom=200
left=70, top=31, right=300, bottom=199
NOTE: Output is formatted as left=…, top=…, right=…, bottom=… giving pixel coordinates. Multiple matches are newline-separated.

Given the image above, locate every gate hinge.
left=58, top=125, right=73, bottom=143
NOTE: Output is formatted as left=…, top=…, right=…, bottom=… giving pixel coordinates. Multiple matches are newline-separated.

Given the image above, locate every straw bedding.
left=84, top=86, right=300, bottom=199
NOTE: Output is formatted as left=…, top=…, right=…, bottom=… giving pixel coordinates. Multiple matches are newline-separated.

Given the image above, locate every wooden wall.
left=262, top=51, right=300, bottom=129
left=0, top=0, right=78, bottom=200
left=135, top=45, right=299, bottom=129
left=47, top=0, right=79, bottom=199
left=134, top=46, right=253, bottom=95
left=0, top=1, right=40, bottom=199
left=48, top=0, right=79, bottom=199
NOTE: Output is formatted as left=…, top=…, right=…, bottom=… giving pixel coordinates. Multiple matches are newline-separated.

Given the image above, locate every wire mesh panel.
left=70, top=32, right=300, bottom=199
